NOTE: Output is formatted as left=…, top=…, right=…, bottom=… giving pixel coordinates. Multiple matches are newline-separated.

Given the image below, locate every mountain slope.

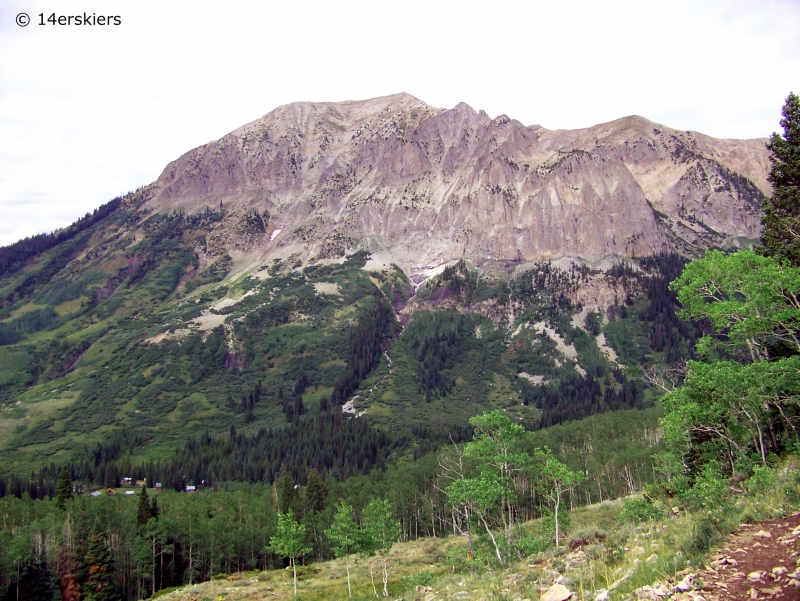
left=0, top=94, right=768, bottom=472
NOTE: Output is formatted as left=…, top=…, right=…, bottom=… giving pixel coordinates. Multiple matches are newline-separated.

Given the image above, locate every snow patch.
left=532, top=322, right=578, bottom=360
left=270, top=228, right=282, bottom=241
left=192, top=312, right=226, bottom=331
left=411, top=260, right=459, bottom=293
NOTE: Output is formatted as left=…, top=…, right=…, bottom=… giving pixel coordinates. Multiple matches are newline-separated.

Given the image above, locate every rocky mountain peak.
left=147, top=94, right=770, bottom=278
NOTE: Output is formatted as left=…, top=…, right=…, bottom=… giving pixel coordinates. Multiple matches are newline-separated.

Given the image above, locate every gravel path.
left=690, top=512, right=800, bottom=600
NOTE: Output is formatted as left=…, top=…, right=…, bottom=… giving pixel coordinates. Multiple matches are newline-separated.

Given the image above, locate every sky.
left=0, top=0, right=798, bottom=246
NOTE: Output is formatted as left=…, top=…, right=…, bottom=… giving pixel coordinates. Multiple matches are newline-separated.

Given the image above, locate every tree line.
left=0, top=408, right=645, bottom=600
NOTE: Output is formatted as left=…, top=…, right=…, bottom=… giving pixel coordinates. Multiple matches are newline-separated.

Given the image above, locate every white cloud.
left=1, top=0, right=798, bottom=245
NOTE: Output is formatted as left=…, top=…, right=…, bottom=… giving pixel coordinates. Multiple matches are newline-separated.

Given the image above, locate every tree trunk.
left=554, top=492, right=561, bottom=547
left=370, top=564, right=378, bottom=598
left=382, top=555, right=389, bottom=597
left=467, top=514, right=475, bottom=577
left=431, top=498, right=436, bottom=538
left=152, top=536, right=156, bottom=597
left=478, top=513, right=503, bottom=563
left=345, top=553, right=351, bottom=597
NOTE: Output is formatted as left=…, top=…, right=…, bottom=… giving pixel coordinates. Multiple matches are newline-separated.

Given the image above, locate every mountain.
left=150, top=92, right=769, bottom=277
left=0, top=94, right=769, bottom=477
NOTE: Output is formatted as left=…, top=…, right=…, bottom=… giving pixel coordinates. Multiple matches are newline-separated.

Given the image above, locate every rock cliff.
left=148, top=93, right=770, bottom=276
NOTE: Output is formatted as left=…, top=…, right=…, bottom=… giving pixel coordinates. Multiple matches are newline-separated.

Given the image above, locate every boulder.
left=540, top=583, right=572, bottom=601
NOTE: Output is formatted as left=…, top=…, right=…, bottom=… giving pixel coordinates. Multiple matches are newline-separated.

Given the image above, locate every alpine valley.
left=0, top=90, right=788, bottom=599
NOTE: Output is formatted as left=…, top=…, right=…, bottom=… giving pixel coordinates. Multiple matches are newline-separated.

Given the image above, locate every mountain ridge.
left=144, top=93, right=769, bottom=283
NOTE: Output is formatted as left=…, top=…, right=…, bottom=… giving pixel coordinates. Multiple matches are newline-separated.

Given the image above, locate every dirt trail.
left=691, top=513, right=800, bottom=600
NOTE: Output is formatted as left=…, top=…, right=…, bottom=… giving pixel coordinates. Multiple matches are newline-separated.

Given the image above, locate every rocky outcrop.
left=147, top=93, right=770, bottom=276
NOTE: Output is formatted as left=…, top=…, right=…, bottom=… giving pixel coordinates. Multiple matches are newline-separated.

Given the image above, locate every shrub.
left=747, top=465, right=778, bottom=494
left=406, top=570, right=435, bottom=588
left=567, top=528, right=608, bottom=549
left=514, top=532, right=552, bottom=556
left=683, top=514, right=732, bottom=556
left=618, top=497, right=664, bottom=524
left=679, top=462, right=730, bottom=512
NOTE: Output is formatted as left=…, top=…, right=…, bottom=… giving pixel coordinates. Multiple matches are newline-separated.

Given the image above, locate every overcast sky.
left=0, top=0, right=798, bottom=246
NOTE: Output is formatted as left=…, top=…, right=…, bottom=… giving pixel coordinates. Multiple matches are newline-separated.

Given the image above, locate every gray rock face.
left=148, top=93, right=770, bottom=272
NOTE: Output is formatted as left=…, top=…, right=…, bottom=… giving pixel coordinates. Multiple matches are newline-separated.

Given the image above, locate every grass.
left=155, top=458, right=800, bottom=601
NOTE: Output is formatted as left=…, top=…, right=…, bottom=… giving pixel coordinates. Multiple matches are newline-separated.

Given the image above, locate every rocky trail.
left=636, top=513, right=800, bottom=601
left=695, top=514, right=800, bottom=601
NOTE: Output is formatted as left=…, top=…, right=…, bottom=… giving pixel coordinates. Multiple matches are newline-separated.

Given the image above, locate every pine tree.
left=761, top=92, right=800, bottom=266
left=305, top=469, right=326, bottom=514
left=137, top=486, right=151, bottom=527
left=279, top=474, right=297, bottom=515
left=74, top=497, right=91, bottom=576
left=13, top=556, right=56, bottom=601
left=56, top=467, right=73, bottom=510
left=150, top=496, right=160, bottom=520
left=83, top=535, right=120, bottom=601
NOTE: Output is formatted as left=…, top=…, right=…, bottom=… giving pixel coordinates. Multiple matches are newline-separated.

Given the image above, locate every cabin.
left=121, top=477, right=132, bottom=485
left=186, top=485, right=196, bottom=492
left=106, top=488, right=115, bottom=495
left=90, top=491, right=102, bottom=497
left=155, top=482, right=162, bottom=492
left=125, top=490, right=135, bottom=496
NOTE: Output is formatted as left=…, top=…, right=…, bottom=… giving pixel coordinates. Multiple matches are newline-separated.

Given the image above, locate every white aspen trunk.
left=478, top=513, right=503, bottom=563
left=345, top=553, right=351, bottom=597
left=370, top=564, right=378, bottom=598
left=757, top=423, right=767, bottom=464
left=382, top=555, right=389, bottom=597
left=431, top=498, right=436, bottom=538
left=554, top=492, right=561, bottom=547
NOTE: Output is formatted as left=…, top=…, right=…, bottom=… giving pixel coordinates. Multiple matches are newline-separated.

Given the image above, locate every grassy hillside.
left=0, top=191, right=694, bottom=490
left=151, top=458, right=800, bottom=601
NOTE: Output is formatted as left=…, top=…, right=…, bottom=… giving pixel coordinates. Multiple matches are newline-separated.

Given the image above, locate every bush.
left=679, top=462, right=731, bottom=512
left=618, top=497, right=664, bottom=524
left=786, top=468, right=800, bottom=505
left=567, top=528, right=608, bottom=549
left=682, top=513, right=734, bottom=557
left=747, top=465, right=778, bottom=494
left=514, top=532, right=552, bottom=556
left=442, top=543, right=472, bottom=571
left=406, top=570, right=435, bottom=588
